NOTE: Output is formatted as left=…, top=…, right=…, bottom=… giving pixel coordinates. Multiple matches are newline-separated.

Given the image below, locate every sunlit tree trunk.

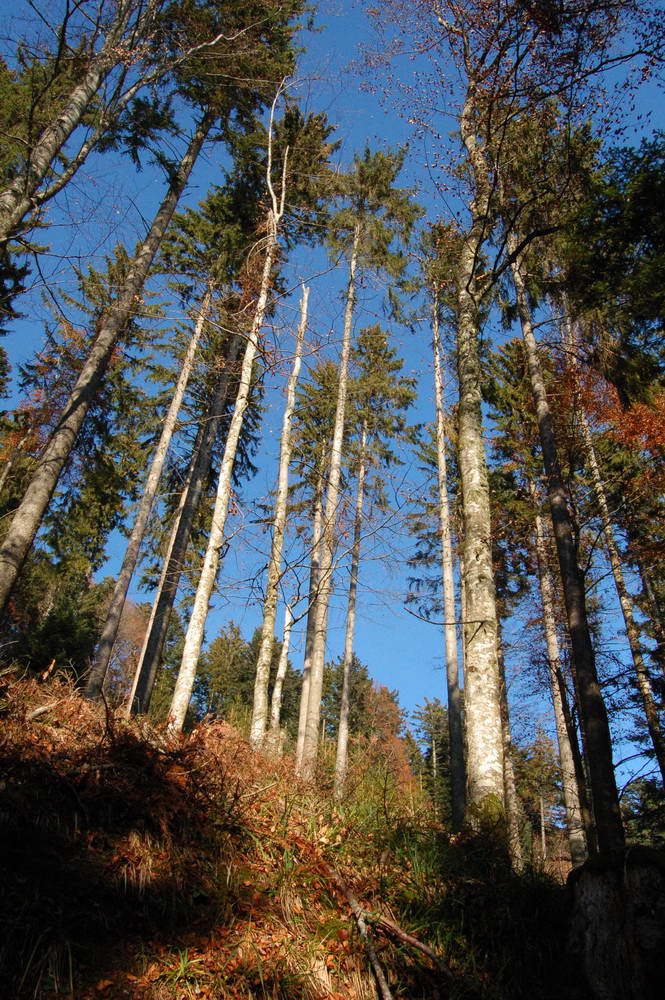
left=334, top=423, right=367, bottom=796
left=129, top=333, right=241, bottom=714
left=509, top=244, right=624, bottom=852
left=0, top=113, right=213, bottom=616
left=168, top=105, right=290, bottom=732
left=86, top=283, right=212, bottom=699
left=168, top=216, right=279, bottom=731
left=432, top=293, right=466, bottom=830
left=295, top=467, right=325, bottom=768
left=269, top=602, right=293, bottom=741
left=299, top=227, right=359, bottom=779
left=250, top=286, right=308, bottom=747
left=455, top=85, right=505, bottom=814
left=529, top=478, right=588, bottom=866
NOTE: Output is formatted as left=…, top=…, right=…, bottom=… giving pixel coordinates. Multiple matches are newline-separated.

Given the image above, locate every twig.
left=26, top=701, right=59, bottom=722
left=324, top=865, right=394, bottom=1000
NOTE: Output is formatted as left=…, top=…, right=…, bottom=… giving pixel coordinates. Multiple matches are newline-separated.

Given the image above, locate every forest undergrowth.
left=0, top=671, right=584, bottom=1000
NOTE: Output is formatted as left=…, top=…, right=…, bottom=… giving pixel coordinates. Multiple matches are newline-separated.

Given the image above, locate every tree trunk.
left=509, top=245, right=624, bottom=853
left=334, top=422, right=367, bottom=797
left=86, top=284, right=212, bottom=699
left=168, top=211, right=279, bottom=732
left=0, top=0, right=140, bottom=244
left=498, top=643, right=524, bottom=871
left=250, top=286, right=308, bottom=747
left=577, top=400, right=665, bottom=783
left=456, top=85, right=506, bottom=816
left=530, top=479, right=588, bottom=866
left=269, top=602, right=293, bottom=739
left=0, top=112, right=213, bottom=615
left=129, top=332, right=242, bottom=714
left=295, top=467, right=325, bottom=768
left=298, top=228, right=359, bottom=779
left=432, top=293, right=466, bottom=830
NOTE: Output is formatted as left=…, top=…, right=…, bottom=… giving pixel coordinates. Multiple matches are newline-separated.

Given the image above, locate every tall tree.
left=334, top=323, right=416, bottom=794
left=298, top=145, right=420, bottom=779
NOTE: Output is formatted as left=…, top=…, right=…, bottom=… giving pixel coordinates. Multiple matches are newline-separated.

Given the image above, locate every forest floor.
left=0, top=671, right=586, bottom=1000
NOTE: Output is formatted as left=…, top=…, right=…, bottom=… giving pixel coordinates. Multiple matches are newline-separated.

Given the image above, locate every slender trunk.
left=86, top=285, right=212, bottom=698
left=530, top=479, right=588, bottom=865
left=0, top=0, right=141, bottom=244
left=130, top=333, right=242, bottom=713
left=498, top=643, right=524, bottom=871
left=540, top=795, right=547, bottom=862
left=295, top=468, right=325, bottom=767
left=0, top=113, right=213, bottom=615
left=635, top=557, right=665, bottom=675
left=577, top=403, right=665, bottom=782
left=299, top=228, right=359, bottom=779
left=432, top=293, right=465, bottom=830
left=456, top=85, right=505, bottom=814
left=509, top=246, right=624, bottom=853
left=250, top=286, right=308, bottom=747
left=168, top=214, right=280, bottom=731
left=334, top=422, right=367, bottom=797
left=269, top=602, right=293, bottom=738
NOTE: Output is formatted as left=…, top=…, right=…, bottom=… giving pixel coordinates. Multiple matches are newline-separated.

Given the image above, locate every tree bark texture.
left=86, top=284, right=212, bottom=699
left=299, top=228, right=359, bottom=779
left=269, top=602, right=293, bottom=738
left=250, top=286, right=308, bottom=746
left=334, top=422, right=367, bottom=796
left=295, top=468, right=325, bottom=768
left=498, top=646, right=524, bottom=871
left=509, top=246, right=624, bottom=853
left=530, top=480, right=588, bottom=866
left=0, top=113, right=212, bottom=616
left=432, top=295, right=466, bottom=830
left=455, top=83, right=506, bottom=815
left=168, top=214, right=278, bottom=731
left=130, top=332, right=242, bottom=713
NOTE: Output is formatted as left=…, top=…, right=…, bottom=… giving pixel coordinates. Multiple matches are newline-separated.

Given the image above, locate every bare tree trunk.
left=509, top=246, right=624, bottom=853
left=295, top=469, right=325, bottom=768
left=530, top=479, right=588, bottom=866
left=168, top=105, right=288, bottom=731
left=298, top=228, right=359, bottom=779
left=269, top=602, right=293, bottom=740
left=455, top=86, right=506, bottom=815
left=86, top=284, right=212, bottom=699
left=334, top=423, right=367, bottom=797
left=129, top=332, right=241, bottom=714
left=250, top=286, right=308, bottom=747
left=432, top=293, right=465, bottom=830
left=0, top=112, right=213, bottom=616
left=498, top=643, right=524, bottom=871
left=577, top=400, right=665, bottom=783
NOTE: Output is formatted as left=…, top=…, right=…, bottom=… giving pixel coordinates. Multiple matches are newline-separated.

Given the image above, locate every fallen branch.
left=324, top=865, right=394, bottom=1000
left=368, top=911, right=454, bottom=980
left=26, top=701, right=59, bottom=722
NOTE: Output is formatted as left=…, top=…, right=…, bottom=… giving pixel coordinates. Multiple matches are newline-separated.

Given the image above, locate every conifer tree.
left=299, top=146, right=420, bottom=778
left=334, top=323, right=416, bottom=794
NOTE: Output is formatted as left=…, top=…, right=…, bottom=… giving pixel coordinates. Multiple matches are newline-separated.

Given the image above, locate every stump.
left=567, top=847, right=665, bottom=1000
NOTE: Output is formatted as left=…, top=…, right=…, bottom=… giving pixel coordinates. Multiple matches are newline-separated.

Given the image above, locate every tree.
left=299, top=145, right=420, bottom=779
left=334, top=323, right=416, bottom=794
left=249, top=286, right=308, bottom=747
